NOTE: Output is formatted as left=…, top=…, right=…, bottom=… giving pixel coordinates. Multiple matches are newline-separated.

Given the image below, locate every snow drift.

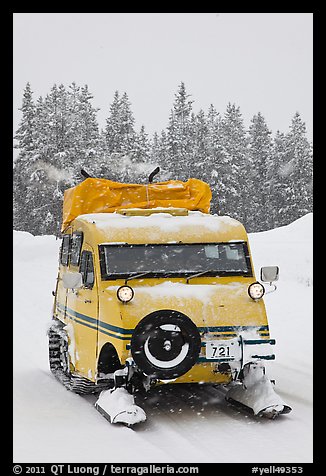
left=13, top=213, right=313, bottom=463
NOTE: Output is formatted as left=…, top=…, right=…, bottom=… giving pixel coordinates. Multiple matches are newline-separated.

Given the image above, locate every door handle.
left=84, top=299, right=92, bottom=303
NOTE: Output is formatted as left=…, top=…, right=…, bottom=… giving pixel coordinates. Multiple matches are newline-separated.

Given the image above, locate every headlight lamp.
left=248, top=282, right=265, bottom=300
left=117, top=285, right=134, bottom=303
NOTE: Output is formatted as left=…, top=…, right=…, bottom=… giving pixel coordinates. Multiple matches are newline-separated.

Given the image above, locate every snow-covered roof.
left=74, top=210, right=248, bottom=244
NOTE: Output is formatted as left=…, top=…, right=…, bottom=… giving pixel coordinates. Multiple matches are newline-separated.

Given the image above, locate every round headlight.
left=248, top=282, right=265, bottom=300
left=117, top=285, right=134, bottom=303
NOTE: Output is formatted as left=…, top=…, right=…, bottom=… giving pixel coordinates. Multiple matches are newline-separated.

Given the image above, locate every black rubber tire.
left=130, top=310, right=201, bottom=380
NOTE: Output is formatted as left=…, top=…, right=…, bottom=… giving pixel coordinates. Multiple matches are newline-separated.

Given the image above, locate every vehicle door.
left=65, top=242, right=99, bottom=380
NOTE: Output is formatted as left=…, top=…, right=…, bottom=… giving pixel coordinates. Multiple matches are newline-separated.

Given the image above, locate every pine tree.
left=119, top=92, right=137, bottom=158
left=13, top=82, right=102, bottom=235
left=150, top=132, right=160, bottom=165
left=79, top=85, right=100, bottom=151
left=280, top=112, right=313, bottom=224
left=27, top=84, right=67, bottom=235
left=205, top=104, right=223, bottom=215
left=134, top=125, right=150, bottom=163
left=267, top=131, right=289, bottom=228
left=104, top=91, right=138, bottom=182
left=14, top=82, right=36, bottom=154
left=44, top=84, right=65, bottom=157
left=166, top=82, right=194, bottom=180
left=247, top=112, right=273, bottom=231
left=96, top=129, right=111, bottom=179
left=218, top=103, right=249, bottom=223
left=73, top=84, right=100, bottom=176
left=105, top=90, right=122, bottom=154
left=153, top=130, right=171, bottom=180
left=191, top=109, right=209, bottom=182
left=66, top=82, right=81, bottom=163
left=34, top=96, right=47, bottom=156
left=13, top=83, right=37, bottom=232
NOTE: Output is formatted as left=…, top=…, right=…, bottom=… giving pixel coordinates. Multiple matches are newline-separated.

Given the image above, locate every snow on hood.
left=106, top=280, right=244, bottom=302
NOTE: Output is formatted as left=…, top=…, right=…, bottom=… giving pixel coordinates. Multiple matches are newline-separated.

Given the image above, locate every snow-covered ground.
left=13, top=214, right=313, bottom=463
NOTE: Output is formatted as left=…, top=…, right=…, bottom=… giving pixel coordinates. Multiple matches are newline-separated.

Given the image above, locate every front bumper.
left=198, top=334, right=276, bottom=371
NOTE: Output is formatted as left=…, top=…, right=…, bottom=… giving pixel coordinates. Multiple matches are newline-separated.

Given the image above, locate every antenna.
left=148, top=166, right=160, bottom=183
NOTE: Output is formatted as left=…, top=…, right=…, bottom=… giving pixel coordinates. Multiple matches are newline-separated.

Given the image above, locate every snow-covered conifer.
left=247, top=112, right=273, bottom=231
left=279, top=112, right=313, bottom=224
left=166, top=82, right=194, bottom=180
left=218, top=103, right=249, bottom=224
left=14, top=82, right=36, bottom=153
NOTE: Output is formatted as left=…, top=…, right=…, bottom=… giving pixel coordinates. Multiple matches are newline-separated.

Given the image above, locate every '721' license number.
left=205, top=338, right=240, bottom=360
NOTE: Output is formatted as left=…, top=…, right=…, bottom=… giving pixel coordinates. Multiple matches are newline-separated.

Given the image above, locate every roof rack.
left=116, top=207, right=189, bottom=217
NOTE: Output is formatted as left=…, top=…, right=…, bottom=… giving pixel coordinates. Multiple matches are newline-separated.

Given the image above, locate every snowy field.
left=13, top=214, right=313, bottom=463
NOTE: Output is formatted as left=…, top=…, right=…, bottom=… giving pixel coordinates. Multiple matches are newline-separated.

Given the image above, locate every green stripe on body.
left=55, top=303, right=270, bottom=342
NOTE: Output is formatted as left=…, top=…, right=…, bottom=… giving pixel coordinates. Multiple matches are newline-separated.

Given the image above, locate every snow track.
left=13, top=215, right=313, bottom=463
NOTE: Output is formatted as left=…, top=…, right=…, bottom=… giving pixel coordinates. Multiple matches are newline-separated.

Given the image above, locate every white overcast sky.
left=13, top=12, right=313, bottom=141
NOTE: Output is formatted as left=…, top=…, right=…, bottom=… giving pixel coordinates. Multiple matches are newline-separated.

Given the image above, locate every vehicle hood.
left=104, top=280, right=269, bottom=335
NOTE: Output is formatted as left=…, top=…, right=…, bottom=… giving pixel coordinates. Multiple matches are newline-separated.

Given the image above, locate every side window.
left=60, top=235, right=71, bottom=266
left=70, top=232, right=83, bottom=266
left=79, top=251, right=95, bottom=289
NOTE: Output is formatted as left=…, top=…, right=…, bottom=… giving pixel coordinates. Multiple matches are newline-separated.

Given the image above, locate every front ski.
left=225, top=362, right=292, bottom=419
left=95, top=387, right=147, bottom=427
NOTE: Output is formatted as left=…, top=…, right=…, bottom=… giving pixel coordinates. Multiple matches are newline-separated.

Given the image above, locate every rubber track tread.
left=48, top=318, right=108, bottom=395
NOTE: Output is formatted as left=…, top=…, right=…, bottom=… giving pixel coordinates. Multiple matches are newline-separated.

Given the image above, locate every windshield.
left=99, top=242, right=252, bottom=279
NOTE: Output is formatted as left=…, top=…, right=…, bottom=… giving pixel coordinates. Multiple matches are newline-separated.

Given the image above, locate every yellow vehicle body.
left=52, top=207, right=272, bottom=388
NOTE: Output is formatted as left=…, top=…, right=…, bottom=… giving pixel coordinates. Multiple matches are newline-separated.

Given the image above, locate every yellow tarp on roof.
left=61, top=177, right=212, bottom=232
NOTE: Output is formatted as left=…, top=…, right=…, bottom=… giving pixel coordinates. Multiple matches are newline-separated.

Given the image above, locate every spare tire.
left=130, top=310, right=201, bottom=380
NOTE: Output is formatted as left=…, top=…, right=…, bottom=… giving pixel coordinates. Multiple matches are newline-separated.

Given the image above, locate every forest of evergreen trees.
left=13, top=81, right=313, bottom=236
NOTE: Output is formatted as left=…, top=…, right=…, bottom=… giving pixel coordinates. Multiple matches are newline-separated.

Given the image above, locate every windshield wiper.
left=186, top=270, right=217, bottom=284
left=124, top=271, right=153, bottom=284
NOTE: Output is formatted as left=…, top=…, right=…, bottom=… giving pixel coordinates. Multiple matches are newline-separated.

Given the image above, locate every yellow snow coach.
left=48, top=169, right=291, bottom=426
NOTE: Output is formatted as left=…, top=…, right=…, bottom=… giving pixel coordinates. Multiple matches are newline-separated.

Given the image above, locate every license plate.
left=205, top=338, right=240, bottom=360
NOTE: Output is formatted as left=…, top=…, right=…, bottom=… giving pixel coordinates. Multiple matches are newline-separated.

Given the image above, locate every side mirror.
left=62, top=271, right=83, bottom=289
left=260, top=266, right=279, bottom=283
